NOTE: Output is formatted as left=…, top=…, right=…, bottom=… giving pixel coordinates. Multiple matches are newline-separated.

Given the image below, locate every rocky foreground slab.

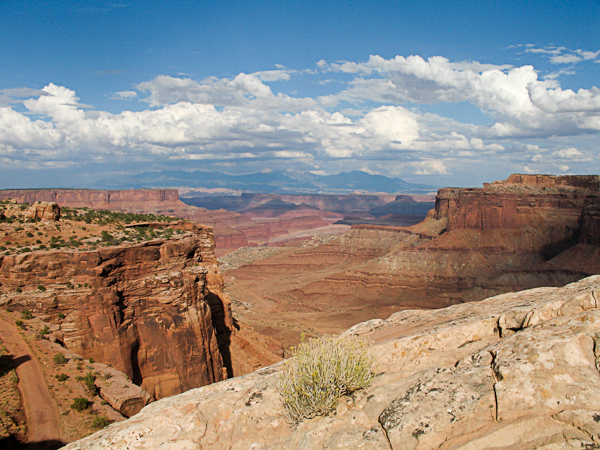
left=64, top=275, right=600, bottom=449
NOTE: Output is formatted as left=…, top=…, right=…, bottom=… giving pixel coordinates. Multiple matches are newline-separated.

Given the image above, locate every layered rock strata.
left=0, top=188, right=251, bottom=252
left=0, top=222, right=233, bottom=399
left=227, top=174, right=600, bottom=340
left=0, top=189, right=343, bottom=253
left=65, top=275, right=600, bottom=449
left=24, top=201, right=61, bottom=221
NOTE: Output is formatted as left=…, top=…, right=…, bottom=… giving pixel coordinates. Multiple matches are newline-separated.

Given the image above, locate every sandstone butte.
left=224, top=173, right=600, bottom=344
left=0, top=189, right=342, bottom=254
left=64, top=274, right=600, bottom=449
left=0, top=220, right=233, bottom=401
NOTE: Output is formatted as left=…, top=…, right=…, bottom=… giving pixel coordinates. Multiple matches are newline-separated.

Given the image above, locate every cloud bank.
left=1, top=50, right=600, bottom=186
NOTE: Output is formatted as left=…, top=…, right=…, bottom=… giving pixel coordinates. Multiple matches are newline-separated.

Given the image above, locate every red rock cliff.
left=0, top=189, right=250, bottom=251
left=433, top=174, right=600, bottom=248
left=0, top=223, right=233, bottom=399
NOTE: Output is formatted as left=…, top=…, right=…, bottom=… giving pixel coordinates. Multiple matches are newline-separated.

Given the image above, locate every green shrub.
left=39, top=326, right=49, bottom=337
left=53, top=353, right=67, bottom=365
left=58, top=313, right=65, bottom=319
left=37, top=285, right=46, bottom=292
left=14, top=320, right=24, bottom=329
left=55, top=373, right=69, bottom=382
left=70, top=397, right=90, bottom=411
left=91, top=415, right=110, bottom=429
left=82, top=371, right=97, bottom=394
left=278, top=334, right=375, bottom=423
left=21, top=310, right=32, bottom=320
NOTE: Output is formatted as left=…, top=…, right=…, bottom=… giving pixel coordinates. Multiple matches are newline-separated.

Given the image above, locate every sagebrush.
left=278, top=334, right=374, bottom=423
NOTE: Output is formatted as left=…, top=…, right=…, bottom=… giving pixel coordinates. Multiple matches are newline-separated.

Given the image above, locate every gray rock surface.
left=64, top=275, right=600, bottom=449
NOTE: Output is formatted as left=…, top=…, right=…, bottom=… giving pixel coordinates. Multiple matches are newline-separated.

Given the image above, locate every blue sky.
left=1, top=0, right=599, bottom=189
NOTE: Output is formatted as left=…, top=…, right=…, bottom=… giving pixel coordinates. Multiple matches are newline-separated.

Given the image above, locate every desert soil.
left=0, top=317, right=62, bottom=448
left=221, top=234, right=407, bottom=350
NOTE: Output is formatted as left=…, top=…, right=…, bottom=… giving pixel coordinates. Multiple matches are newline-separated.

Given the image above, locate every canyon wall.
left=225, top=175, right=600, bottom=341
left=0, top=189, right=251, bottom=252
left=0, top=223, right=233, bottom=399
left=65, top=275, right=600, bottom=449
left=0, top=189, right=342, bottom=253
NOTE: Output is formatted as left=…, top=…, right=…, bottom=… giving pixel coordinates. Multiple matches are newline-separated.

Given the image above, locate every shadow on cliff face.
left=27, top=440, right=65, bottom=450
left=540, top=233, right=580, bottom=261
left=0, top=354, right=31, bottom=377
left=130, top=340, right=143, bottom=386
left=205, top=292, right=234, bottom=378
left=0, top=436, right=65, bottom=450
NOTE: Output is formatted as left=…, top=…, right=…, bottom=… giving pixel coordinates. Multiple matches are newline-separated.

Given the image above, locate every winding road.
left=0, top=317, right=63, bottom=449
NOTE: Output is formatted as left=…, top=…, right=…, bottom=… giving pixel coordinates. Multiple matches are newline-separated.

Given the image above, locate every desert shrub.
left=53, top=353, right=67, bottom=365
left=91, top=415, right=110, bottom=429
left=55, top=373, right=69, bottom=382
left=39, top=326, right=49, bottom=337
left=14, top=320, right=24, bottom=329
left=37, top=285, right=46, bottom=292
left=70, top=397, right=90, bottom=411
left=278, top=334, right=375, bottom=423
left=58, top=313, right=65, bottom=319
left=20, top=310, right=32, bottom=319
left=82, top=371, right=97, bottom=394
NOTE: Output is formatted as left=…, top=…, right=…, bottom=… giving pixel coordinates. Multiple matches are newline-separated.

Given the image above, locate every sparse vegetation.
left=20, top=310, right=32, bottom=320
left=53, top=353, right=67, bottom=365
left=81, top=371, right=97, bottom=395
left=278, top=334, right=375, bottom=423
left=55, top=373, right=69, bottom=382
left=70, top=397, right=90, bottom=411
left=91, top=415, right=110, bottom=429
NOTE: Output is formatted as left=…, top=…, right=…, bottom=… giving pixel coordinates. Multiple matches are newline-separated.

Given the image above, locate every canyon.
left=65, top=274, right=600, bottom=449
left=0, top=190, right=354, bottom=255
left=0, top=202, right=283, bottom=446
left=0, top=189, right=435, bottom=256
left=224, top=174, right=600, bottom=348
left=3, top=173, right=600, bottom=448
left=0, top=218, right=232, bottom=400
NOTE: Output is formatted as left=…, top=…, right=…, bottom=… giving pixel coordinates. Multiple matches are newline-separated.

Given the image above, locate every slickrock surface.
left=64, top=275, right=600, bottom=449
left=0, top=222, right=232, bottom=399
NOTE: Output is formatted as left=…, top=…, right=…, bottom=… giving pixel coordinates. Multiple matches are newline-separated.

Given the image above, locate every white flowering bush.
left=278, top=334, right=375, bottom=422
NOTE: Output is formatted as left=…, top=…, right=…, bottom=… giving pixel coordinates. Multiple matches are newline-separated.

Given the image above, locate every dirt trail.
left=0, top=317, right=63, bottom=448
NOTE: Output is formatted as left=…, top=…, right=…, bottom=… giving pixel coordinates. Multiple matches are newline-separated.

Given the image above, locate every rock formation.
left=224, top=174, right=600, bottom=343
left=64, top=275, right=600, bottom=449
left=0, top=222, right=233, bottom=399
left=0, top=189, right=251, bottom=252
left=0, top=189, right=346, bottom=254
left=24, top=201, right=61, bottom=221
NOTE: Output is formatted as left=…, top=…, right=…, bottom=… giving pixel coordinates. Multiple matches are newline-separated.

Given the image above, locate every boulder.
left=24, top=201, right=61, bottom=221
left=94, top=364, right=154, bottom=418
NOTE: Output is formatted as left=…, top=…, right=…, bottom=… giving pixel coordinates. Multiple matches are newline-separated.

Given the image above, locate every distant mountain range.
left=94, top=170, right=436, bottom=194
